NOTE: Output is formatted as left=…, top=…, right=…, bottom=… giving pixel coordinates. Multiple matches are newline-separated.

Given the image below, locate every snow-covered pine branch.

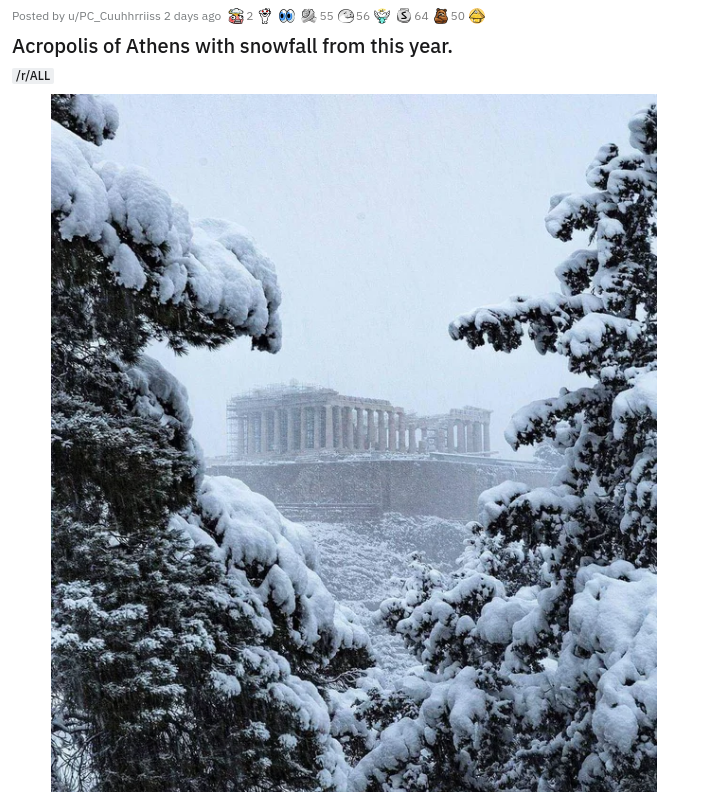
left=51, top=96, right=281, bottom=354
left=355, top=105, right=657, bottom=792
left=51, top=94, right=370, bottom=792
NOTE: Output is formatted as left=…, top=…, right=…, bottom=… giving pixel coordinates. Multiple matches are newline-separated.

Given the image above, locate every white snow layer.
left=561, top=563, right=657, bottom=774
left=504, top=386, right=601, bottom=449
left=448, top=293, right=604, bottom=343
left=471, top=561, right=656, bottom=776
left=612, top=371, right=657, bottom=440
left=352, top=556, right=657, bottom=789
left=51, top=121, right=281, bottom=351
left=126, top=355, right=206, bottom=483
left=450, top=106, right=655, bottom=351
left=170, top=475, right=371, bottom=790
left=179, top=476, right=369, bottom=659
left=127, top=355, right=194, bottom=433
left=560, top=313, right=642, bottom=360
left=66, top=94, right=119, bottom=145
left=349, top=666, right=490, bottom=791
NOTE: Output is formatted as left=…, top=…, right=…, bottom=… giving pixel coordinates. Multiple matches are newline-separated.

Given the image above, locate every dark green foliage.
left=51, top=99, right=363, bottom=792
left=357, top=106, right=657, bottom=792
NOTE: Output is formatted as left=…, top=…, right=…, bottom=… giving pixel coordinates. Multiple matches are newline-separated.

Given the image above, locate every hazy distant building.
left=214, top=384, right=553, bottom=522
left=226, top=381, right=491, bottom=459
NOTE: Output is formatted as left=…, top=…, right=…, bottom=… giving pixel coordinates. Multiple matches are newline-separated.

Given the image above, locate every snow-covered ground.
left=306, top=514, right=472, bottom=673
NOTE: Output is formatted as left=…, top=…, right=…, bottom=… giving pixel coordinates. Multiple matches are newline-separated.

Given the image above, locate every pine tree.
left=352, top=106, right=657, bottom=792
left=52, top=95, right=371, bottom=792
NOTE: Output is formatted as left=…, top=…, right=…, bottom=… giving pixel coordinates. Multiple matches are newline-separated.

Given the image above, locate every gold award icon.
left=469, top=8, right=485, bottom=23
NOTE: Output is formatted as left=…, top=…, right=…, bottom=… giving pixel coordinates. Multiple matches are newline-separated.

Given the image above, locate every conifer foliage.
left=51, top=94, right=371, bottom=792
left=353, top=106, right=657, bottom=791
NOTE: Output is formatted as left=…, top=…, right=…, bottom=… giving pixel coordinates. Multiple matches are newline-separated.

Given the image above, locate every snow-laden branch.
left=449, top=292, right=604, bottom=355
left=52, top=121, right=281, bottom=352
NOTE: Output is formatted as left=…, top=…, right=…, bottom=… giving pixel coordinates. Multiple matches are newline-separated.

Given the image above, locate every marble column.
left=302, top=408, right=310, bottom=450
left=420, top=426, right=427, bottom=452
left=273, top=409, right=281, bottom=453
left=338, top=407, right=345, bottom=449
left=398, top=412, right=406, bottom=452
left=334, top=407, right=343, bottom=448
left=457, top=420, right=466, bottom=453
left=313, top=406, right=321, bottom=449
left=261, top=411, right=269, bottom=455
left=436, top=426, right=446, bottom=452
left=324, top=405, right=333, bottom=449
left=249, top=414, right=257, bottom=454
left=483, top=421, right=490, bottom=453
left=473, top=421, right=482, bottom=453
left=466, top=421, right=475, bottom=452
left=408, top=423, right=416, bottom=452
left=344, top=406, right=354, bottom=450
left=356, top=407, right=365, bottom=449
left=446, top=421, right=455, bottom=452
left=367, top=408, right=376, bottom=450
left=377, top=410, right=387, bottom=451
left=248, top=414, right=256, bottom=454
left=237, top=415, right=247, bottom=457
left=287, top=407, right=295, bottom=453
left=388, top=411, right=396, bottom=452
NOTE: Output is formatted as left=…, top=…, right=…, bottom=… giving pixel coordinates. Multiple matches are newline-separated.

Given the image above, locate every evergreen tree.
left=52, top=95, right=371, bottom=792
left=352, top=106, right=657, bottom=792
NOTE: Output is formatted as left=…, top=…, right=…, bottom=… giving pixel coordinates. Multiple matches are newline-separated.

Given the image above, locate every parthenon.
left=227, top=382, right=491, bottom=459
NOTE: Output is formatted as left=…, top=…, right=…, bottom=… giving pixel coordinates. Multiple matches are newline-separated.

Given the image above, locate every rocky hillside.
left=306, top=513, right=473, bottom=672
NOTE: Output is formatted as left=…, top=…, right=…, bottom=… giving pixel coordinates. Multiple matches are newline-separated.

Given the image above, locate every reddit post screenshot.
left=2, top=1, right=691, bottom=790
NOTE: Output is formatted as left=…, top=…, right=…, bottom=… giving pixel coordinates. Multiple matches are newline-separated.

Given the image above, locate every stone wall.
left=207, top=457, right=555, bottom=522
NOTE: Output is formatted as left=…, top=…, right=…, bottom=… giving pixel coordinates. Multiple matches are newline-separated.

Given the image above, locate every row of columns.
left=443, top=419, right=490, bottom=454
left=236, top=407, right=489, bottom=457
left=237, top=405, right=411, bottom=456
left=403, top=420, right=489, bottom=454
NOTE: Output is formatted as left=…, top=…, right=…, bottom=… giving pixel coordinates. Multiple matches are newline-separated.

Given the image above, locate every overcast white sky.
left=104, top=94, right=655, bottom=457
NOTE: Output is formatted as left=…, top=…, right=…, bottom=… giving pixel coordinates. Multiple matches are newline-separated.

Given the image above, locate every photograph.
left=49, top=91, right=657, bottom=792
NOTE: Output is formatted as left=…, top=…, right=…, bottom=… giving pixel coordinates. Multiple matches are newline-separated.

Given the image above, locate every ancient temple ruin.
left=226, top=382, right=491, bottom=459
